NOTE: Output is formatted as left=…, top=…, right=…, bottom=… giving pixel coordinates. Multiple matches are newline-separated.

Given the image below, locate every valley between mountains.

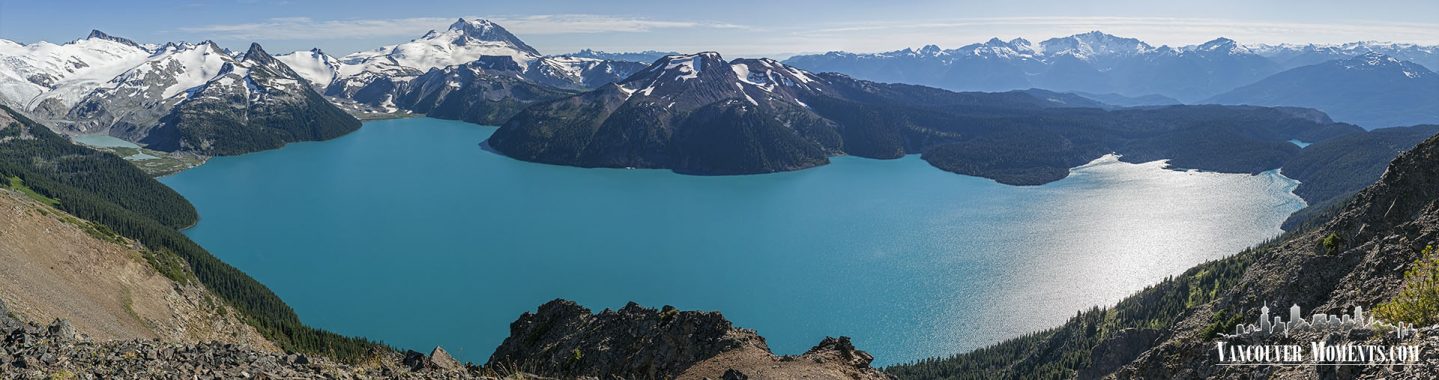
left=3, top=15, right=1439, bottom=380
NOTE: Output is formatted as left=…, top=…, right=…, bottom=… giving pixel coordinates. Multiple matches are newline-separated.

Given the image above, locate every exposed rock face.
left=679, top=335, right=893, bottom=380
left=0, top=299, right=22, bottom=332
left=429, top=346, right=463, bottom=371
left=489, top=299, right=892, bottom=379
left=524, top=56, right=648, bottom=90
left=803, top=337, right=878, bottom=371
left=488, top=299, right=759, bottom=378
left=0, top=319, right=486, bottom=379
left=394, top=57, right=574, bottom=125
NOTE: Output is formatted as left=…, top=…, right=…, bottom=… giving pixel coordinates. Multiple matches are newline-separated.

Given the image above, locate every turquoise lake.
left=160, top=118, right=1306, bottom=365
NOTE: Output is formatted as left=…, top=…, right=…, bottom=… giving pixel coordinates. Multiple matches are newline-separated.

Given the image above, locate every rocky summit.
left=0, top=299, right=891, bottom=379
left=489, top=299, right=892, bottom=379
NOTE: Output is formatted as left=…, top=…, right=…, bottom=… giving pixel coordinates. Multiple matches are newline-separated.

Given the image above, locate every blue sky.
left=3, top=0, right=1439, bottom=58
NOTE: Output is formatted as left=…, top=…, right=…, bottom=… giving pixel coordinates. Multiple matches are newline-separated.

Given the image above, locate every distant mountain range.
left=0, top=19, right=655, bottom=155
left=300, top=18, right=650, bottom=115
left=783, top=32, right=1439, bottom=128
left=3, top=22, right=1437, bottom=162
left=1208, top=53, right=1439, bottom=128
left=564, top=49, right=681, bottom=63
left=0, top=31, right=356, bottom=156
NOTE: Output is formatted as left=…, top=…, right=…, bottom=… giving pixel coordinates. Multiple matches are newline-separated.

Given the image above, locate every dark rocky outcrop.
left=488, top=299, right=892, bottom=380
left=488, top=299, right=763, bottom=379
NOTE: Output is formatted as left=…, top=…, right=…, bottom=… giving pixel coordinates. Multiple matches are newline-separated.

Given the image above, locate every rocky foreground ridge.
left=0, top=299, right=890, bottom=379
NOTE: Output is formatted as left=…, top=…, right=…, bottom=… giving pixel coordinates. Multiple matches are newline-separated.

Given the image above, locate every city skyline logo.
left=1214, top=302, right=1424, bottom=367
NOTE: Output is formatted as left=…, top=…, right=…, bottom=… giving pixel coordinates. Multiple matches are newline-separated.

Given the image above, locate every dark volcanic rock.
left=488, top=299, right=761, bottom=379
left=801, top=336, right=879, bottom=370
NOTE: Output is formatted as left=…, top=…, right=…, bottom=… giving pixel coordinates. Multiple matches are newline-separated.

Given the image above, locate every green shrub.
left=1322, top=232, right=1344, bottom=255
left=1199, top=309, right=1243, bottom=340
left=1374, top=244, right=1439, bottom=326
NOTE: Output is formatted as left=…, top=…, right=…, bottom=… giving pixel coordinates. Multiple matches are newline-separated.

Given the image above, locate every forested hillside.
left=0, top=105, right=382, bottom=361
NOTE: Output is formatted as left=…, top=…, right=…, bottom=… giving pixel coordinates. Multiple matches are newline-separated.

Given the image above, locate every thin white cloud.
left=490, top=15, right=748, bottom=35
left=180, top=14, right=746, bottom=41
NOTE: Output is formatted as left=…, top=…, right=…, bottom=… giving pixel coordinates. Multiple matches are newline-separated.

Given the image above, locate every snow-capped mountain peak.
left=1354, top=52, right=1402, bottom=65
left=1039, top=31, right=1153, bottom=61
left=521, top=55, right=647, bottom=90
left=1187, top=37, right=1252, bottom=55
left=323, top=17, right=546, bottom=108
left=240, top=43, right=275, bottom=64
left=953, top=37, right=1038, bottom=59
left=275, top=48, right=342, bottom=89
left=107, top=41, right=233, bottom=100
left=447, top=18, right=527, bottom=47
left=337, top=18, right=541, bottom=80
left=0, top=30, right=153, bottom=112
left=620, top=52, right=733, bottom=97
left=657, top=52, right=720, bottom=81
left=1339, top=53, right=1433, bottom=79
left=730, top=57, right=820, bottom=94
left=82, top=30, right=145, bottom=50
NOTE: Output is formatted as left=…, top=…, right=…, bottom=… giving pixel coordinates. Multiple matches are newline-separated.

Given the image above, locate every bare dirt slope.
left=0, top=189, right=272, bottom=349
